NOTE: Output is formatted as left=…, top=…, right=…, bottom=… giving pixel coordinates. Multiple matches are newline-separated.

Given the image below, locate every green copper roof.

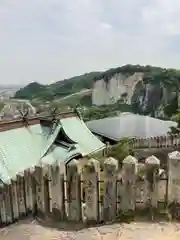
left=60, top=117, right=105, bottom=156
left=0, top=124, right=47, bottom=183
left=41, top=116, right=105, bottom=165
left=0, top=116, right=105, bottom=183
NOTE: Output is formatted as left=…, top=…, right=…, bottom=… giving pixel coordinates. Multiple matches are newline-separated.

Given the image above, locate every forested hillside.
left=15, top=72, right=101, bottom=100
left=14, top=65, right=180, bottom=119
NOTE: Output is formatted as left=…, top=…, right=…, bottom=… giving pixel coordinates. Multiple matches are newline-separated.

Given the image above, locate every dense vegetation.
left=82, top=103, right=133, bottom=121
left=168, top=113, right=180, bottom=134
left=93, top=64, right=163, bottom=82
left=15, top=72, right=101, bottom=100
left=0, top=103, right=4, bottom=111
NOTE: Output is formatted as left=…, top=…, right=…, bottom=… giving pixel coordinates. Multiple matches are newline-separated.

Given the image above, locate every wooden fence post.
left=121, top=155, right=137, bottom=216
left=103, top=157, right=118, bottom=222
left=145, top=155, right=160, bottom=219
left=83, top=158, right=100, bottom=223
left=66, top=159, right=81, bottom=222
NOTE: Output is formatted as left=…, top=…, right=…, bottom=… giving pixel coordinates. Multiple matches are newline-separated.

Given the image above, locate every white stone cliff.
left=92, top=72, right=144, bottom=106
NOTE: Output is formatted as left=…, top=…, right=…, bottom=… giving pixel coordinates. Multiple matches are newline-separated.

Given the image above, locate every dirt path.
left=1, top=220, right=180, bottom=240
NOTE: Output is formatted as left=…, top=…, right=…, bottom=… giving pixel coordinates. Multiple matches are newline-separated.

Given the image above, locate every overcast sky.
left=0, top=0, right=180, bottom=85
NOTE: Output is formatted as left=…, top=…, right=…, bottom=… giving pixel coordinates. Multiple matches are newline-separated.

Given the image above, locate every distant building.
left=86, top=112, right=177, bottom=143
left=0, top=112, right=105, bottom=184
left=0, top=101, right=36, bottom=121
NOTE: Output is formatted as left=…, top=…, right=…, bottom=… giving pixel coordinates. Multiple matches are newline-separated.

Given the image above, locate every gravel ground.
left=1, top=219, right=180, bottom=240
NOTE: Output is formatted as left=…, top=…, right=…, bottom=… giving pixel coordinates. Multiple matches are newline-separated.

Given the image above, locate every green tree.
left=108, top=137, right=133, bottom=166
left=169, top=113, right=180, bottom=134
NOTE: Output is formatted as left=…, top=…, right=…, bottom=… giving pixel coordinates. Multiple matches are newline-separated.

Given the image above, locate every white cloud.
left=0, top=0, right=180, bottom=84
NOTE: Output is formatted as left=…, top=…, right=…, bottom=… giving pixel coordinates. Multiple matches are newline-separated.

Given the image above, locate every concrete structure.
left=2, top=113, right=180, bottom=227
left=0, top=151, right=180, bottom=226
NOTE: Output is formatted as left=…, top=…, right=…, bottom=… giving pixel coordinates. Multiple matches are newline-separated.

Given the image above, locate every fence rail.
left=129, top=134, right=180, bottom=149
left=1, top=152, right=180, bottom=227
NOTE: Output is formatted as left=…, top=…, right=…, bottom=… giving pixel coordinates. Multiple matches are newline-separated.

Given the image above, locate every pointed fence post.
left=11, top=179, right=19, bottom=221
left=50, top=162, right=65, bottom=221
left=145, top=155, right=160, bottom=219
left=60, top=167, right=66, bottom=220
left=121, top=155, right=137, bottom=216
left=83, top=158, right=100, bottom=223
left=168, top=151, right=180, bottom=203
left=50, top=163, right=59, bottom=220
left=103, top=157, right=118, bottom=222
left=168, top=151, right=180, bottom=218
left=29, top=168, right=36, bottom=214
left=43, top=164, right=52, bottom=216
left=31, top=167, right=37, bottom=217
left=66, top=159, right=81, bottom=222
left=24, top=170, right=29, bottom=214
left=0, top=186, right=7, bottom=225
left=24, top=169, right=34, bottom=214
left=16, top=174, right=26, bottom=218
left=135, top=163, right=147, bottom=210
left=3, top=183, right=13, bottom=224
left=34, top=165, right=45, bottom=218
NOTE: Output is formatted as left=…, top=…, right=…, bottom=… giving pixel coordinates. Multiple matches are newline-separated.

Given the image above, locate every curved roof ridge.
left=60, top=116, right=105, bottom=156
left=60, top=127, right=77, bottom=144
left=40, top=120, right=62, bottom=159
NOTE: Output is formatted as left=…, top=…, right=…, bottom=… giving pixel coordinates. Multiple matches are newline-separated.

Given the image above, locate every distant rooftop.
left=86, top=113, right=177, bottom=141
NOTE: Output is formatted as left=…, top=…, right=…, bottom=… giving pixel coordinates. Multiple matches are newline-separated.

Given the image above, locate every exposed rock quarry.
left=92, top=72, right=144, bottom=106
left=91, top=71, right=180, bottom=118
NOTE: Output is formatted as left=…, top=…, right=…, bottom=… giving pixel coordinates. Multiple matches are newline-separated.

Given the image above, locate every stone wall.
left=1, top=151, right=180, bottom=227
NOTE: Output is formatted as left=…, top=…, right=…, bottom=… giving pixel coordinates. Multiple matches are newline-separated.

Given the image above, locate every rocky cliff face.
left=92, top=71, right=179, bottom=117
left=92, top=72, right=144, bottom=106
